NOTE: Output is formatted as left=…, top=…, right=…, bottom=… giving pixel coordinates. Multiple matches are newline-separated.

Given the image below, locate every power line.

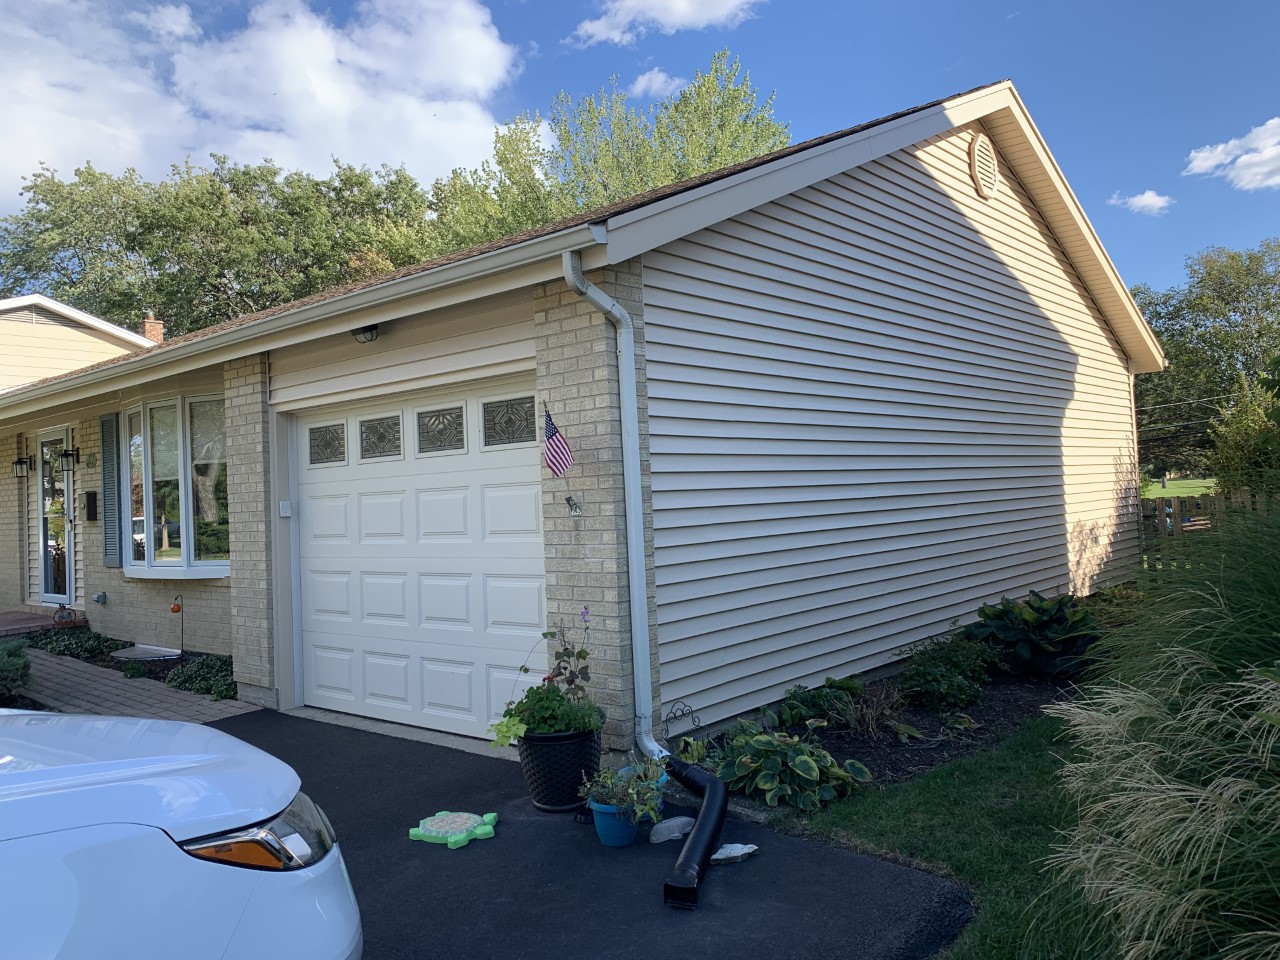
left=1136, top=393, right=1238, bottom=412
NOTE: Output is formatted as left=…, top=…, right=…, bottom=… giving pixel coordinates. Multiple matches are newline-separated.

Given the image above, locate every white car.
left=0, top=710, right=362, bottom=960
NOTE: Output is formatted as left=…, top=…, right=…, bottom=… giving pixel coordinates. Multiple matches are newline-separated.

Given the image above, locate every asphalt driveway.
left=210, top=711, right=972, bottom=960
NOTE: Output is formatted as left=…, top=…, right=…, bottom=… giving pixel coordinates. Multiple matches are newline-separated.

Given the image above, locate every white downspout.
left=561, top=249, right=668, bottom=759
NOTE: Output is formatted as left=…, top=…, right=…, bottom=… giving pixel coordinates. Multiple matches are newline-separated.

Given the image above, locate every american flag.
left=543, top=411, right=574, bottom=477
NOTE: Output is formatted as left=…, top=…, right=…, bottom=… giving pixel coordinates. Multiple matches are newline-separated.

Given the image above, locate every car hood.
left=0, top=712, right=299, bottom=843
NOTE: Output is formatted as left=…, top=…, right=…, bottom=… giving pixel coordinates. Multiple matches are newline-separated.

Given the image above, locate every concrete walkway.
left=20, top=648, right=259, bottom=723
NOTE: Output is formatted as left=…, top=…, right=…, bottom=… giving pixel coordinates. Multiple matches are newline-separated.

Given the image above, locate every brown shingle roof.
left=10, top=81, right=1006, bottom=399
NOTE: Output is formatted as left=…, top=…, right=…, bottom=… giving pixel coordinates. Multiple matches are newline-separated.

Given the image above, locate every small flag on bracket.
left=544, top=411, right=574, bottom=478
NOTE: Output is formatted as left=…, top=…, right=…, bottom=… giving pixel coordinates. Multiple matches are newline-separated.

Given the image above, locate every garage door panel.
left=481, top=483, right=542, bottom=539
left=418, top=574, right=472, bottom=630
left=297, top=383, right=545, bottom=736
left=357, top=491, right=409, bottom=543
left=359, top=572, right=411, bottom=625
left=305, top=570, right=353, bottom=622
left=417, top=488, right=470, bottom=541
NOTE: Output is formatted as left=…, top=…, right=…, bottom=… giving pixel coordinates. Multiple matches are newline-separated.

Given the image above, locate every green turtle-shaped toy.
left=409, top=811, right=498, bottom=849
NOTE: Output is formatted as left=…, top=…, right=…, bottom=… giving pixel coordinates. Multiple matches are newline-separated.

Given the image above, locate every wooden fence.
left=1139, top=492, right=1274, bottom=571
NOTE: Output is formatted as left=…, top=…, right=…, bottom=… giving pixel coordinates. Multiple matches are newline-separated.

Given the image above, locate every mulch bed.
left=78, top=650, right=201, bottom=683
left=815, top=674, right=1073, bottom=785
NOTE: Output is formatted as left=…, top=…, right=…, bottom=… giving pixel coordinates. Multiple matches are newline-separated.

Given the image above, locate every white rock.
left=648, top=816, right=696, bottom=843
left=711, top=843, right=758, bottom=864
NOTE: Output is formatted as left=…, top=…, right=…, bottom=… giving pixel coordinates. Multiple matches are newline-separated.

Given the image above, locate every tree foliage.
left=0, top=49, right=788, bottom=337
left=0, top=158, right=435, bottom=336
left=1135, top=239, right=1280, bottom=478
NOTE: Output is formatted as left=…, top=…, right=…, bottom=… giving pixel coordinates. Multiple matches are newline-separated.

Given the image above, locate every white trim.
left=120, top=395, right=232, bottom=577
left=0, top=294, right=155, bottom=349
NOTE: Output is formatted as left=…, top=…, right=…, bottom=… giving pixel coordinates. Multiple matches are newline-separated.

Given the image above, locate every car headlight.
left=181, top=791, right=336, bottom=871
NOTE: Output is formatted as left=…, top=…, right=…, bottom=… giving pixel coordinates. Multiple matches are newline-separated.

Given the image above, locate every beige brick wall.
left=224, top=355, right=276, bottom=707
left=534, top=258, right=659, bottom=752
left=59, top=415, right=233, bottom=653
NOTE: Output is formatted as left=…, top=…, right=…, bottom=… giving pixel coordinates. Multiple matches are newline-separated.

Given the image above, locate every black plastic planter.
left=516, top=727, right=602, bottom=812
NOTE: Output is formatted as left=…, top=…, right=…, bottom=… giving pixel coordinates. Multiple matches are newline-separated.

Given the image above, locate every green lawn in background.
left=796, top=715, right=1077, bottom=960
left=1141, top=477, right=1214, bottom=498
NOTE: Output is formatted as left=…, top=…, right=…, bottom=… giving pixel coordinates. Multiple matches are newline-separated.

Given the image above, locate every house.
left=0, top=81, right=1164, bottom=750
left=0, top=294, right=157, bottom=392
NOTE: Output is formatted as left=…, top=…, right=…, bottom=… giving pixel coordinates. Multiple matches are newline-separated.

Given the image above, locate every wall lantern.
left=351, top=324, right=379, bottom=344
left=11, top=456, right=34, bottom=479
left=59, top=447, right=80, bottom=473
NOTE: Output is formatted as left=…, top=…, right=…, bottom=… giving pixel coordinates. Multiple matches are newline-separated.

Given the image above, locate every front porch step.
left=110, top=644, right=183, bottom=661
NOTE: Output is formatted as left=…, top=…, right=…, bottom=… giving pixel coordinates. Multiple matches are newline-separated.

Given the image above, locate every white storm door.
left=39, top=431, right=73, bottom=605
left=296, top=387, right=546, bottom=737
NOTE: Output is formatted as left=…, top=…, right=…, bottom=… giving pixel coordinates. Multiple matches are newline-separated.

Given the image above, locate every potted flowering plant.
left=579, top=753, right=667, bottom=846
left=490, top=607, right=603, bottom=812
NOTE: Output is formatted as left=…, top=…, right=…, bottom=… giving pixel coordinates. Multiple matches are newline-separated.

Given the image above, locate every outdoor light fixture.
left=59, top=447, right=80, bottom=473
left=11, top=456, right=34, bottom=479
left=351, top=324, right=379, bottom=344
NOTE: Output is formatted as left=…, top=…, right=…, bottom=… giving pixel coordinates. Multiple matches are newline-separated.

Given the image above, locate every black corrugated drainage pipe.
left=663, top=756, right=728, bottom=909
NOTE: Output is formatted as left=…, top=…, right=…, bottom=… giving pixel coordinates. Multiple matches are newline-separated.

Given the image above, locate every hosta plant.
left=716, top=719, right=871, bottom=811
left=963, top=589, right=1099, bottom=676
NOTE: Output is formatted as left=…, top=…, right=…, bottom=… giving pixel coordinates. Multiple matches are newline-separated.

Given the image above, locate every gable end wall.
left=644, top=122, right=1139, bottom=728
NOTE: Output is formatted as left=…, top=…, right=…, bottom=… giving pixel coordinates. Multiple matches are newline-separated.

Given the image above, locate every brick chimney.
left=142, top=310, right=165, bottom=344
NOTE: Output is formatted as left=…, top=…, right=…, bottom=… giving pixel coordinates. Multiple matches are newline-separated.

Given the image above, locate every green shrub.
left=25, top=627, right=132, bottom=660
left=962, top=590, right=1099, bottom=676
left=122, top=661, right=146, bottom=679
left=776, top=676, right=865, bottom=728
left=166, top=654, right=237, bottom=701
left=1044, top=507, right=1280, bottom=960
left=899, top=635, right=996, bottom=712
left=0, top=638, right=31, bottom=699
left=716, top=719, right=871, bottom=811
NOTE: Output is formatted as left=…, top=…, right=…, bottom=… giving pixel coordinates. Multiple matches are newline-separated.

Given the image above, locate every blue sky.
left=3, top=0, right=1277, bottom=292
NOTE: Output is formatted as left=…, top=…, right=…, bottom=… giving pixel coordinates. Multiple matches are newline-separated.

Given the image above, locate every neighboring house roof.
left=0, top=79, right=1165, bottom=423
left=0, top=294, right=155, bottom=350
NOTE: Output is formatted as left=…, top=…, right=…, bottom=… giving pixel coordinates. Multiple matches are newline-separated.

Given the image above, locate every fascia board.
left=952, top=88, right=1167, bottom=373
left=0, top=226, right=605, bottom=424
left=601, top=103, right=959, bottom=265
left=0, top=294, right=155, bottom=349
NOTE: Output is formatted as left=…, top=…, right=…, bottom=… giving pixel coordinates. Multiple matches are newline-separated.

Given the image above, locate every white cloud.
left=1183, top=117, right=1280, bottom=191
left=0, top=0, right=519, bottom=210
left=1107, top=189, right=1174, bottom=216
left=570, top=0, right=762, bottom=47
left=128, top=3, right=201, bottom=41
left=628, top=67, right=686, bottom=99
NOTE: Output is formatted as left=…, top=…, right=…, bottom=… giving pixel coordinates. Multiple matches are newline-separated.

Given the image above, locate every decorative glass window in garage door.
left=295, top=389, right=545, bottom=737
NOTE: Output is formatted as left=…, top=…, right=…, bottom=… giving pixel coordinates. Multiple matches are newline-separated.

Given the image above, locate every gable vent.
left=969, top=132, right=999, bottom=199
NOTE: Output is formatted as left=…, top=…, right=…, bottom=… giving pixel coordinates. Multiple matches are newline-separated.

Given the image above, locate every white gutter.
left=0, top=224, right=602, bottom=420
left=561, top=249, right=668, bottom=760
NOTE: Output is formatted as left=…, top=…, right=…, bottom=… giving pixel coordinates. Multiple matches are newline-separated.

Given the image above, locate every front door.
left=39, top=432, right=72, bottom=604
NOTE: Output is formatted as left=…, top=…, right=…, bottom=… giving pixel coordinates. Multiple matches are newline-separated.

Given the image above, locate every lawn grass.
left=1141, top=476, right=1214, bottom=497
left=796, top=714, right=1079, bottom=960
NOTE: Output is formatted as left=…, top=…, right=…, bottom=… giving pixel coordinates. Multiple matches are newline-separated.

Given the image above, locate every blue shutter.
left=100, top=414, right=122, bottom=569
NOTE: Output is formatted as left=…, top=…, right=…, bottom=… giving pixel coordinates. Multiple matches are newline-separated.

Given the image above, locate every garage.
left=294, top=382, right=545, bottom=736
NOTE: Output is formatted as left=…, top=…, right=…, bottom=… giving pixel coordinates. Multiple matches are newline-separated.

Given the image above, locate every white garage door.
left=295, top=384, right=545, bottom=736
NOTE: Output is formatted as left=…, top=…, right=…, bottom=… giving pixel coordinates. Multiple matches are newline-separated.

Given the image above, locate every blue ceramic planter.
left=587, top=800, right=639, bottom=846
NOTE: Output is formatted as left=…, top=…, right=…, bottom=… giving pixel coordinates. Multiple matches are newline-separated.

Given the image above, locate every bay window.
left=121, top=396, right=229, bottom=576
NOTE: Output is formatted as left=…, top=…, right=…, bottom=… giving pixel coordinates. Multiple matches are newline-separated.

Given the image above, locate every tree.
left=0, top=158, right=436, bottom=335
left=0, top=49, right=788, bottom=335
left=1207, top=373, right=1280, bottom=495
left=427, top=49, right=790, bottom=248
left=1135, top=239, right=1280, bottom=478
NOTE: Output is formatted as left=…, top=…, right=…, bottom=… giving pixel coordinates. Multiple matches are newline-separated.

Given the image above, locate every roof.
left=0, top=294, right=155, bottom=350
left=0, top=80, right=1164, bottom=421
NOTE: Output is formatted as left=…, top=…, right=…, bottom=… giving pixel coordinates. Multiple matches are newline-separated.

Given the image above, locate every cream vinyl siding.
left=0, top=306, right=136, bottom=390
left=270, top=293, right=536, bottom=410
left=645, top=122, right=1139, bottom=727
